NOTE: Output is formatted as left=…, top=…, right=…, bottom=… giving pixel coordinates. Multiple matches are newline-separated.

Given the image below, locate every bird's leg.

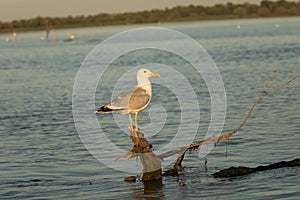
left=134, top=112, right=138, bottom=131
left=128, top=114, right=133, bottom=130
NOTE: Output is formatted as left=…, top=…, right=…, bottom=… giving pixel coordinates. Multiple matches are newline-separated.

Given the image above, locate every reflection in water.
left=129, top=180, right=164, bottom=199
left=144, top=180, right=164, bottom=198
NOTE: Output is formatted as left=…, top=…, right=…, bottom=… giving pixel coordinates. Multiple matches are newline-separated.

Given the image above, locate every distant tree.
left=243, top=2, right=259, bottom=15
left=226, top=2, right=235, bottom=13
left=257, top=7, right=271, bottom=16
left=287, top=6, right=298, bottom=15
left=233, top=7, right=247, bottom=17
left=261, top=0, right=272, bottom=8
left=274, top=7, right=286, bottom=16
left=195, top=5, right=206, bottom=16
left=176, top=5, right=192, bottom=17
left=207, top=4, right=230, bottom=15
left=169, top=9, right=181, bottom=19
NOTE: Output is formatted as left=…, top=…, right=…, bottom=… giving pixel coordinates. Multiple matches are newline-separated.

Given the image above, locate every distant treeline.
left=1, top=0, right=299, bottom=33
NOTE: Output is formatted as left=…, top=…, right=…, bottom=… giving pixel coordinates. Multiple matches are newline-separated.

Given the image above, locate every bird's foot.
left=128, top=125, right=140, bottom=133
left=134, top=126, right=139, bottom=132
left=128, top=125, right=134, bottom=131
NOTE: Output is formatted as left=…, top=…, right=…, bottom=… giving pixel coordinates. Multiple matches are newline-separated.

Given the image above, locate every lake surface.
left=0, top=17, right=299, bottom=199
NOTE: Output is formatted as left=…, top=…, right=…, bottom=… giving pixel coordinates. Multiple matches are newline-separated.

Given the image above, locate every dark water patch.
left=2, top=179, right=54, bottom=188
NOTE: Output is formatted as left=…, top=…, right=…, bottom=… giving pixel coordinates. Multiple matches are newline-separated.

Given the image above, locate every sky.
left=1, top=0, right=270, bottom=22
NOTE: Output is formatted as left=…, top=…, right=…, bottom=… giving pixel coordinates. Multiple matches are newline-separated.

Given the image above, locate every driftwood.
left=213, top=158, right=300, bottom=177
left=124, top=127, right=162, bottom=182
left=161, top=73, right=299, bottom=174
left=121, top=73, right=298, bottom=180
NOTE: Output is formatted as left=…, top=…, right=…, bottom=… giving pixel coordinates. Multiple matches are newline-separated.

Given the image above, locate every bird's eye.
left=144, top=70, right=147, bottom=73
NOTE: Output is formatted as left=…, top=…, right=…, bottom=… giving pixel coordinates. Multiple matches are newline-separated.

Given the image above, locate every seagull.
left=96, top=68, right=160, bottom=131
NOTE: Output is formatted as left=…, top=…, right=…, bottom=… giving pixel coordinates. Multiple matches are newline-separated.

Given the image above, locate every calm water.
left=0, top=17, right=299, bottom=199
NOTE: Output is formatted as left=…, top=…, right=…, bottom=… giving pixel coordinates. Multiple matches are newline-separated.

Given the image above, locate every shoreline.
left=1, top=15, right=299, bottom=35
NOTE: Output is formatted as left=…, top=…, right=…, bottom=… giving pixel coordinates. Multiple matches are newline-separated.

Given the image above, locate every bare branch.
left=159, top=73, right=299, bottom=170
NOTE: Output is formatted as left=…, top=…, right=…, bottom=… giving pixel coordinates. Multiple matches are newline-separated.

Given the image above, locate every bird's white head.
left=136, top=68, right=160, bottom=86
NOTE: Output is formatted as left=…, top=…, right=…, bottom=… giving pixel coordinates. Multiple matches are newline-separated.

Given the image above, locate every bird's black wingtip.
left=95, top=106, right=112, bottom=114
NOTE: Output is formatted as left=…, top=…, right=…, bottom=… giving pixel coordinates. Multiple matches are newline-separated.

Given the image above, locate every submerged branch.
left=159, top=73, right=299, bottom=170
left=213, top=158, right=300, bottom=177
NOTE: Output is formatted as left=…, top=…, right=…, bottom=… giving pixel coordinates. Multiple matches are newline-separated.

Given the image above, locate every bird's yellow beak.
left=150, top=72, right=160, bottom=77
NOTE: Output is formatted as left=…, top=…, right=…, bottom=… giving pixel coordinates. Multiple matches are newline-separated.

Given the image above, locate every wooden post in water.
left=128, top=126, right=162, bottom=181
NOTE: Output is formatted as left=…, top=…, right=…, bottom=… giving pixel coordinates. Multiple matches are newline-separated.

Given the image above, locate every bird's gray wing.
left=109, top=87, right=138, bottom=110
left=110, top=87, right=150, bottom=111
left=128, top=87, right=151, bottom=110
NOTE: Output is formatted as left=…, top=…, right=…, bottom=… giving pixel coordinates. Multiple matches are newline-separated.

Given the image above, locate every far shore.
left=1, top=1, right=299, bottom=35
